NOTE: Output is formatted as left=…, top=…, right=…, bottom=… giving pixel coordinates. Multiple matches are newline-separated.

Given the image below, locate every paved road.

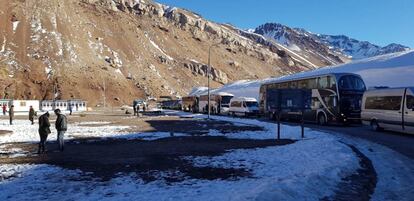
left=299, top=123, right=414, bottom=160
left=230, top=115, right=414, bottom=160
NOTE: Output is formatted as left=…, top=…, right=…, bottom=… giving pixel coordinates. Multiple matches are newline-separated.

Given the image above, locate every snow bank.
left=0, top=120, right=129, bottom=144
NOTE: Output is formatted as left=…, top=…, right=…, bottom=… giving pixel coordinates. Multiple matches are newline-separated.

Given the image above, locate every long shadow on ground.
left=144, top=119, right=263, bottom=135
left=1, top=136, right=294, bottom=183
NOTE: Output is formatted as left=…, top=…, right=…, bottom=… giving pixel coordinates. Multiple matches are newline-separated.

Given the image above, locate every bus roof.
left=263, top=72, right=361, bottom=86
left=230, top=97, right=257, bottom=102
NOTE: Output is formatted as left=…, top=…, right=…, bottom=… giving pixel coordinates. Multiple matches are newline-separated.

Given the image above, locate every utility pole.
left=207, top=42, right=220, bottom=119
left=53, top=81, right=57, bottom=110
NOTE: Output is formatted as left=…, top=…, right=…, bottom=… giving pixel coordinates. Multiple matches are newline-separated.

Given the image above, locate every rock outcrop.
left=0, top=0, right=347, bottom=105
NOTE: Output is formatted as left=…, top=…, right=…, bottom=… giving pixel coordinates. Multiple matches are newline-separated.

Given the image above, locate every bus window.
left=339, top=75, right=366, bottom=91
left=328, top=76, right=337, bottom=90
left=232, top=101, right=242, bottom=107
left=280, top=82, right=289, bottom=89
left=307, top=79, right=317, bottom=88
left=289, top=81, right=298, bottom=89
left=366, top=96, right=402, bottom=110
left=318, top=77, right=329, bottom=89
left=298, top=80, right=308, bottom=89
left=407, top=95, right=414, bottom=109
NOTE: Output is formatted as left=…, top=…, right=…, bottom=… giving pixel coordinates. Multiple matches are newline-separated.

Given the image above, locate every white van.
left=361, top=87, right=414, bottom=134
left=229, top=97, right=260, bottom=117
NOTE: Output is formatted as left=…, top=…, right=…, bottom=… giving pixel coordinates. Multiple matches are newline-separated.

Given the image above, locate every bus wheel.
left=318, top=113, right=327, bottom=126
left=370, top=120, right=382, bottom=131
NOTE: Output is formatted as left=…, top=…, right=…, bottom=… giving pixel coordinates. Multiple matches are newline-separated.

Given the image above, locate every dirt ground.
left=0, top=110, right=295, bottom=182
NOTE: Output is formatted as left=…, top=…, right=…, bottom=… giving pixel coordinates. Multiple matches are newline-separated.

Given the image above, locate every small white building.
left=40, top=100, right=69, bottom=112
left=40, top=99, right=87, bottom=112
left=9, top=100, right=40, bottom=115
left=68, top=99, right=87, bottom=112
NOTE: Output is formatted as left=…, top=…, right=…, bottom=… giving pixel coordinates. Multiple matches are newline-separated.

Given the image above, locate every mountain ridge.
left=254, top=22, right=410, bottom=60
left=0, top=0, right=408, bottom=105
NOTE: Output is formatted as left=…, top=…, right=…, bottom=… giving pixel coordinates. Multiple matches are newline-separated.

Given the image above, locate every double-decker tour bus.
left=259, top=73, right=366, bottom=124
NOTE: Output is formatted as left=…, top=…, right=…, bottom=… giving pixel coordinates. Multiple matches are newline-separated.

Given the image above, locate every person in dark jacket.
left=69, top=104, right=73, bottom=115
left=9, top=105, right=14, bottom=125
left=29, top=106, right=35, bottom=125
left=54, top=109, right=67, bottom=151
left=133, top=104, right=137, bottom=116
left=38, top=112, right=51, bottom=154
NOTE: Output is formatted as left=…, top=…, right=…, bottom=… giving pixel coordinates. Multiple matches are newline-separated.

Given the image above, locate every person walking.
left=69, top=104, right=73, bottom=115
left=133, top=104, right=137, bottom=116
left=2, top=104, right=6, bottom=115
left=9, top=105, right=14, bottom=125
left=38, top=112, right=51, bottom=154
left=54, top=109, right=67, bottom=152
left=29, top=106, right=35, bottom=125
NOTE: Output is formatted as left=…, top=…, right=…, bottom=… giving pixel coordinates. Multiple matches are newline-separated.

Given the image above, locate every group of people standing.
left=4, top=104, right=67, bottom=154
left=133, top=104, right=146, bottom=116
left=37, top=109, right=68, bottom=154
left=2, top=103, right=68, bottom=154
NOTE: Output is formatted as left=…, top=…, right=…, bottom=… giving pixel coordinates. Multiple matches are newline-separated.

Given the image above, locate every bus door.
left=404, top=89, right=414, bottom=134
left=301, top=90, right=314, bottom=122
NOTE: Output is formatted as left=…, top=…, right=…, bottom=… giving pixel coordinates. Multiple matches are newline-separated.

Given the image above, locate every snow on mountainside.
left=254, top=23, right=410, bottom=60
left=208, top=50, right=414, bottom=100
left=314, top=35, right=410, bottom=60
left=253, top=23, right=348, bottom=66
left=0, top=0, right=349, bottom=105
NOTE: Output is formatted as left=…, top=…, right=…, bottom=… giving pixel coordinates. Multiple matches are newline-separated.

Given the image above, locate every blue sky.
left=157, top=0, right=413, bottom=47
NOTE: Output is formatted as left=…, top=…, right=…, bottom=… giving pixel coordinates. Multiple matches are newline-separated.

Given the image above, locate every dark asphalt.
left=284, top=121, right=414, bottom=160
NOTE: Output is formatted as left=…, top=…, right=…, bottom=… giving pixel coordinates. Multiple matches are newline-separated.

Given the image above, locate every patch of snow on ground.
left=0, top=36, right=6, bottom=53
left=4, top=111, right=412, bottom=200
left=145, top=33, right=174, bottom=60
left=0, top=120, right=129, bottom=144
left=12, top=21, right=19, bottom=33
left=76, top=121, right=111, bottom=125
left=0, top=112, right=361, bottom=201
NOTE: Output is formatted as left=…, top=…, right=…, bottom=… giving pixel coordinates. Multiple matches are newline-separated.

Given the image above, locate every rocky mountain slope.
left=0, top=0, right=398, bottom=106
left=254, top=23, right=410, bottom=60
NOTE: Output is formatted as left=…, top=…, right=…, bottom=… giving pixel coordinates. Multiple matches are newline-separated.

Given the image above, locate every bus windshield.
left=221, top=96, right=233, bottom=105
left=245, top=102, right=259, bottom=108
left=339, top=75, right=366, bottom=91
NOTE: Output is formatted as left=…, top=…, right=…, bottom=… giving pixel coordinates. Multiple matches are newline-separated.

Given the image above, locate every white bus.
left=361, top=87, right=414, bottom=134
left=229, top=97, right=260, bottom=117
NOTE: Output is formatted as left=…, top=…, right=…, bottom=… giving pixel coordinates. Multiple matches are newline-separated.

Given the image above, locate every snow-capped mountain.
left=314, top=35, right=410, bottom=59
left=0, top=0, right=345, bottom=104
left=254, top=23, right=410, bottom=60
